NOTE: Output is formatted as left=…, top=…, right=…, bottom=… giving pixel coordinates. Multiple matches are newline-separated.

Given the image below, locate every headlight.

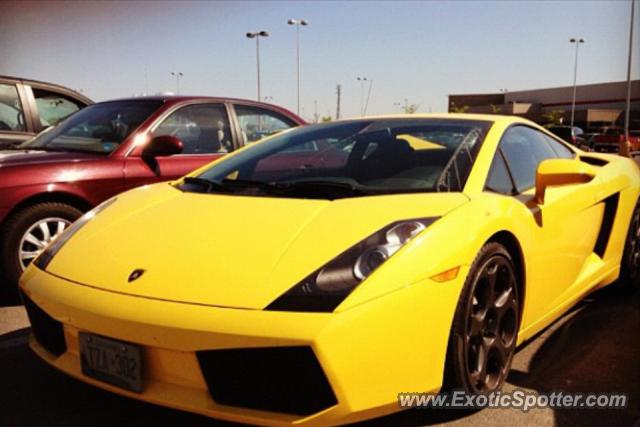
left=33, top=197, right=118, bottom=271
left=266, top=217, right=438, bottom=312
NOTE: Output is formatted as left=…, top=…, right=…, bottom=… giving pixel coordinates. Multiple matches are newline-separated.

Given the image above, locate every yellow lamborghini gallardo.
left=20, top=114, right=640, bottom=426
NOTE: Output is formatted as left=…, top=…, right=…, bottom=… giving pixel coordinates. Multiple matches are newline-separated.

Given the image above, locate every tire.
left=616, top=200, right=640, bottom=293
left=0, top=202, right=82, bottom=303
left=444, top=242, right=520, bottom=394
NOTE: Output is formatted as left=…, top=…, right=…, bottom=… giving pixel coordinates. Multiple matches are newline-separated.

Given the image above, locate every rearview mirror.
left=142, top=135, right=183, bottom=157
left=535, top=158, right=596, bottom=204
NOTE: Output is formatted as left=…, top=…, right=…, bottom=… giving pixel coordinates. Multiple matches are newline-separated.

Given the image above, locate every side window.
left=32, top=88, right=82, bottom=128
left=235, top=105, right=296, bottom=144
left=0, top=83, right=25, bottom=131
left=486, top=151, right=514, bottom=194
left=500, top=126, right=557, bottom=192
left=544, top=134, right=575, bottom=159
left=153, top=104, right=232, bottom=154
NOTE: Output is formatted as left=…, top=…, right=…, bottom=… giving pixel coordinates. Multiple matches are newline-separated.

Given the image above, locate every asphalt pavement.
left=0, top=284, right=638, bottom=427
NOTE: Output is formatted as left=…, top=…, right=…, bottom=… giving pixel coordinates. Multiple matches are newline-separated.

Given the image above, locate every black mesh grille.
left=197, top=346, right=337, bottom=415
left=21, top=293, right=67, bottom=357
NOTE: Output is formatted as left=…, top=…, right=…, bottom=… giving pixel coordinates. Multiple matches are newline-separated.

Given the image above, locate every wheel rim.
left=627, top=208, right=640, bottom=279
left=18, top=217, right=71, bottom=270
left=465, top=255, right=518, bottom=393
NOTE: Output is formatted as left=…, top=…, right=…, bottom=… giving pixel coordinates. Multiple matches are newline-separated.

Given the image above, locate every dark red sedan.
left=0, top=96, right=304, bottom=301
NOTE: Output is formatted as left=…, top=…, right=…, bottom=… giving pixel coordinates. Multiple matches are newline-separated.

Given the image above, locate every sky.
left=0, top=0, right=638, bottom=121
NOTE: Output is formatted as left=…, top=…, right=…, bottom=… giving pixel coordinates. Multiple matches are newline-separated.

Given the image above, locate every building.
left=448, top=80, right=640, bottom=130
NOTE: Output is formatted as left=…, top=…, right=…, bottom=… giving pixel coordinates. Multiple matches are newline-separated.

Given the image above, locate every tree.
left=450, top=102, right=469, bottom=113
left=541, top=110, right=565, bottom=128
left=490, top=104, right=502, bottom=114
left=321, top=115, right=332, bottom=122
left=402, top=104, right=419, bottom=114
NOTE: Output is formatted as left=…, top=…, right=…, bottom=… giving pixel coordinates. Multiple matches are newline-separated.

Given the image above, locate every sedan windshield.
left=21, top=100, right=163, bottom=154
left=187, top=118, right=491, bottom=199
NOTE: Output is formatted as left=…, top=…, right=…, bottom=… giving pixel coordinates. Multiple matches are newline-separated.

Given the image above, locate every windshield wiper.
left=25, top=145, right=103, bottom=155
left=220, top=178, right=292, bottom=195
left=221, top=178, right=280, bottom=189
left=181, top=177, right=375, bottom=199
left=181, top=176, right=228, bottom=193
left=181, top=177, right=286, bottom=195
left=278, top=179, right=374, bottom=199
left=4, top=142, right=36, bottom=151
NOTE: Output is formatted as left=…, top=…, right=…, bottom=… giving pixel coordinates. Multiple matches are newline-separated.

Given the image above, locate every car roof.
left=108, top=95, right=256, bottom=103
left=98, top=95, right=304, bottom=123
left=0, top=74, right=92, bottom=105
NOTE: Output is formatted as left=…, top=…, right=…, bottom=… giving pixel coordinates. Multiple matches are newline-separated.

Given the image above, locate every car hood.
left=46, top=183, right=469, bottom=309
left=0, top=150, right=99, bottom=168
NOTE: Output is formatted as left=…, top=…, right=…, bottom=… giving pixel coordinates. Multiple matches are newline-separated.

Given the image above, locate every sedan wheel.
left=18, top=217, right=71, bottom=270
left=0, top=202, right=82, bottom=303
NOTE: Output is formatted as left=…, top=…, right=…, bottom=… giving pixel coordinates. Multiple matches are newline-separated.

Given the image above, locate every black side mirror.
left=142, top=135, right=183, bottom=157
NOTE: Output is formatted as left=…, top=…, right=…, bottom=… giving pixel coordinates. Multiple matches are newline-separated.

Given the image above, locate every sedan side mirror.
left=142, top=135, right=183, bottom=157
left=535, top=158, right=596, bottom=204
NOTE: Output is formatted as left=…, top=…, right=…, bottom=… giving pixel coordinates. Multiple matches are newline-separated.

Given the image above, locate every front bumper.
left=20, top=265, right=467, bottom=426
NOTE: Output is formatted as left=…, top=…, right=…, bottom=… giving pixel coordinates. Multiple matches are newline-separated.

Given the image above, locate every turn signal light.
left=430, top=266, right=460, bottom=283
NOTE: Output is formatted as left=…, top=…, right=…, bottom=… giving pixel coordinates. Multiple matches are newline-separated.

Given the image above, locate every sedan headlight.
left=33, top=197, right=118, bottom=271
left=266, top=217, right=438, bottom=312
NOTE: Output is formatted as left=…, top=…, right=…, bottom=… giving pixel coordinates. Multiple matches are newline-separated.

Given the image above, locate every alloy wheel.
left=18, top=217, right=71, bottom=270
left=465, top=255, right=518, bottom=393
left=627, top=208, right=640, bottom=280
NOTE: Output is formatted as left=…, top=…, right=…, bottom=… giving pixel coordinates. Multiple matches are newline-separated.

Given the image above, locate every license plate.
left=79, top=332, right=143, bottom=393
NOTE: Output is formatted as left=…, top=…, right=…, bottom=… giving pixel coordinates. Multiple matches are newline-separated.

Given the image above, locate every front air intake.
left=21, top=293, right=67, bottom=357
left=196, top=346, right=337, bottom=415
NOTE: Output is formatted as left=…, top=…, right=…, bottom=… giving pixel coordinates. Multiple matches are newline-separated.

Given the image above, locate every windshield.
left=186, top=118, right=491, bottom=199
left=21, top=100, right=163, bottom=154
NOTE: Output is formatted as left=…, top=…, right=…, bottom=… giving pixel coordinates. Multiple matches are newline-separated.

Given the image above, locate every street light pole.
left=314, top=99, right=318, bottom=123
left=363, top=79, right=373, bottom=115
left=623, top=0, right=635, bottom=156
left=171, top=71, right=183, bottom=94
left=357, top=76, right=367, bottom=115
left=569, top=37, right=584, bottom=128
left=288, top=19, right=309, bottom=115
left=246, top=31, right=269, bottom=102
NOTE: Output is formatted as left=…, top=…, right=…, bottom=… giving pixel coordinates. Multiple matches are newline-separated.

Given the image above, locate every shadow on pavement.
left=0, top=276, right=21, bottom=307
left=0, top=286, right=638, bottom=427
left=507, top=285, right=640, bottom=427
